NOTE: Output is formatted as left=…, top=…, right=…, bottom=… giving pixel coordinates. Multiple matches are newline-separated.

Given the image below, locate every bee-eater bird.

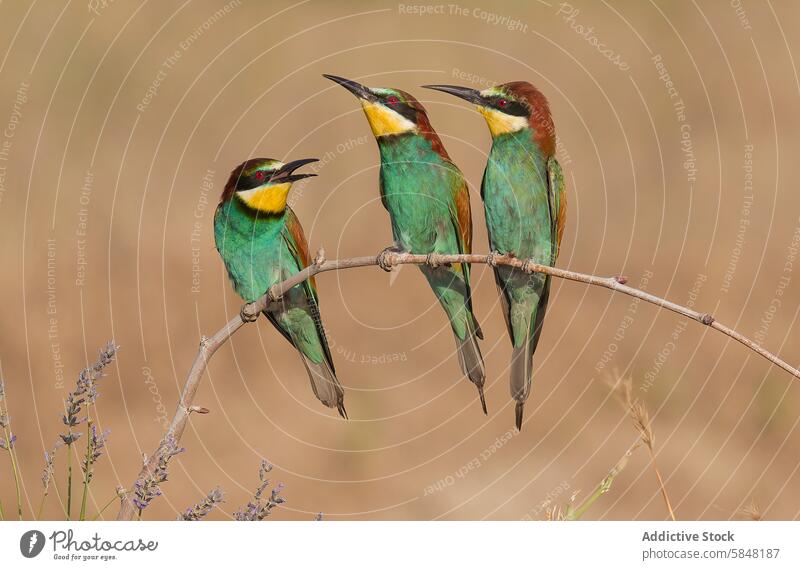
left=423, top=82, right=566, bottom=430
left=323, top=74, right=487, bottom=414
left=214, top=157, right=346, bottom=418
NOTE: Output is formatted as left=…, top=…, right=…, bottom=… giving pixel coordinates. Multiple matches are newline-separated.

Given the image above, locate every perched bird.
left=423, top=82, right=566, bottom=430
left=214, top=157, right=346, bottom=418
left=323, top=74, right=487, bottom=413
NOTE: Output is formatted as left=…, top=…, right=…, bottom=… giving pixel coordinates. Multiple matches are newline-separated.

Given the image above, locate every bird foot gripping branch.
left=521, top=259, right=538, bottom=274
left=240, top=302, right=260, bottom=323
left=485, top=251, right=501, bottom=268
left=377, top=247, right=401, bottom=272
left=425, top=252, right=447, bottom=268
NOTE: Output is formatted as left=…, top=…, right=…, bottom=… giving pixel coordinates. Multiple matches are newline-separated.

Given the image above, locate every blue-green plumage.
left=378, top=135, right=477, bottom=342
left=323, top=75, right=486, bottom=412
left=214, top=158, right=345, bottom=416
left=424, top=81, right=566, bottom=429
left=483, top=131, right=557, bottom=426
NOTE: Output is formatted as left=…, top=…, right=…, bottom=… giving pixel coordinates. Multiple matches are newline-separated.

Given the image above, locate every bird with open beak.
left=214, top=157, right=346, bottom=418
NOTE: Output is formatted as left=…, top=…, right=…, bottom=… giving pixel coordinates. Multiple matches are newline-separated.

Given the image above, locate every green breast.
left=482, top=129, right=551, bottom=261
left=214, top=197, right=296, bottom=302
left=378, top=134, right=460, bottom=253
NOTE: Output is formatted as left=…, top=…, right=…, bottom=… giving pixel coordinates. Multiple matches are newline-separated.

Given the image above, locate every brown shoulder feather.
left=284, top=207, right=317, bottom=292
left=399, top=90, right=451, bottom=161
left=454, top=178, right=473, bottom=254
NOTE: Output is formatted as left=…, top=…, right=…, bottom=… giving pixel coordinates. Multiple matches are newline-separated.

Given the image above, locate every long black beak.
left=270, top=158, right=318, bottom=183
left=323, top=74, right=376, bottom=101
left=422, top=84, right=484, bottom=105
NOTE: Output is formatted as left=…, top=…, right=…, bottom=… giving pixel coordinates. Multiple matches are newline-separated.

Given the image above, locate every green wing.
left=527, top=156, right=567, bottom=355
left=546, top=156, right=567, bottom=262
left=447, top=167, right=483, bottom=338
left=278, top=208, right=335, bottom=371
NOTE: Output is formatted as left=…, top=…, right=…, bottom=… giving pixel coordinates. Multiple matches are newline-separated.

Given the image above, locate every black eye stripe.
left=238, top=172, right=270, bottom=191
left=383, top=97, right=417, bottom=122
left=492, top=97, right=528, bottom=117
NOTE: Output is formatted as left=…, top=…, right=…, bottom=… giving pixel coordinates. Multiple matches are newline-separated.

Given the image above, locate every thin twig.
left=91, top=487, right=125, bottom=521
left=116, top=251, right=800, bottom=520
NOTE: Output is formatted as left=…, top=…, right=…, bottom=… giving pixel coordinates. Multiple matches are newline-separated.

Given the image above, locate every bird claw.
left=378, top=247, right=401, bottom=272
left=426, top=252, right=442, bottom=268
left=486, top=250, right=501, bottom=268
left=240, top=303, right=259, bottom=323
left=521, top=259, right=537, bottom=274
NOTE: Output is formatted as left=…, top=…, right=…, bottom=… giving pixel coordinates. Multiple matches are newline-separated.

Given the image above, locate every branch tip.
left=189, top=405, right=210, bottom=415
left=313, top=247, right=326, bottom=266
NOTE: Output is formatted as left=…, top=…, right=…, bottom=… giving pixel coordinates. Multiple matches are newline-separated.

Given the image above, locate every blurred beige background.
left=1, top=0, right=799, bottom=521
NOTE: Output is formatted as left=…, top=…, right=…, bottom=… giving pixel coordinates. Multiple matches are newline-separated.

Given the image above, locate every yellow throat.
left=237, top=182, right=292, bottom=214
left=361, top=101, right=416, bottom=137
left=477, top=106, right=529, bottom=137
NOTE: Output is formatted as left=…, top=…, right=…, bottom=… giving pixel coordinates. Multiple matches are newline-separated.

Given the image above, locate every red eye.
left=497, top=98, right=508, bottom=108
left=255, top=171, right=265, bottom=180
left=387, top=95, right=400, bottom=106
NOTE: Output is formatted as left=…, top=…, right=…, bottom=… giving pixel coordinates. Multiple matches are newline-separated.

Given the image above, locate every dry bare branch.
left=116, top=250, right=800, bottom=520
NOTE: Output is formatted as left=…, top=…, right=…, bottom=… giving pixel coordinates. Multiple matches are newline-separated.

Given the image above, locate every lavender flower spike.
left=61, top=341, right=119, bottom=436
left=177, top=487, right=224, bottom=521
left=132, top=433, right=185, bottom=512
left=81, top=425, right=110, bottom=483
left=0, top=433, right=16, bottom=450
left=233, top=459, right=286, bottom=521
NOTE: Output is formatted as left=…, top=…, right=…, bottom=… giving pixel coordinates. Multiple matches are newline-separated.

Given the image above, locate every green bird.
left=424, top=82, right=566, bottom=430
left=324, top=74, right=486, bottom=413
left=214, top=157, right=346, bottom=418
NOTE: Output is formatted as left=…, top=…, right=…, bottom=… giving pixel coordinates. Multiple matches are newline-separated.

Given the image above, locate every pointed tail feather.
left=509, top=277, right=552, bottom=430
left=456, top=329, right=487, bottom=414
left=299, top=353, right=346, bottom=418
left=510, top=340, right=534, bottom=430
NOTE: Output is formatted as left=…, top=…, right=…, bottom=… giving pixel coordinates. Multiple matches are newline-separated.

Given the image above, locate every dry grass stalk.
left=607, top=371, right=676, bottom=521
left=739, top=500, right=764, bottom=521
left=564, top=441, right=640, bottom=520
